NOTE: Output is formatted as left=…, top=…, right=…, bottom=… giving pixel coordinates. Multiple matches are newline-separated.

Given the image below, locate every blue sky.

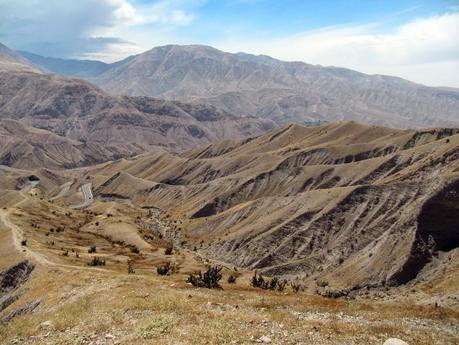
left=0, top=0, right=458, bottom=86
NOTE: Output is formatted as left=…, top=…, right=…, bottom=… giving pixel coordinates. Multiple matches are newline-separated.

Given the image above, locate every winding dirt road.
left=0, top=193, right=107, bottom=272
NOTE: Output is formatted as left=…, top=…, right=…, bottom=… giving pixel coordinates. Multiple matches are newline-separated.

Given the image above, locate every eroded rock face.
left=388, top=180, right=459, bottom=285
left=0, top=299, right=41, bottom=323
left=0, top=260, right=34, bottom=293
left=0, top=261, right=36, bottom=322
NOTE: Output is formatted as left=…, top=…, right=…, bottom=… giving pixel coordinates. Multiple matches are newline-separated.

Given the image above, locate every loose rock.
left=257, top=335, right=272, bottom=343
left=383, top=338, right=409, bottom=345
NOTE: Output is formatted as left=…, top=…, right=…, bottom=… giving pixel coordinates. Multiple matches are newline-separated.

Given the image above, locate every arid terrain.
left=0, top=20, right=458, bottom=345
left=0, top=42, right=275, bottom=164
left=0, top=121, right=458, bottom=345
left=21, top=44, right=459, bottom=129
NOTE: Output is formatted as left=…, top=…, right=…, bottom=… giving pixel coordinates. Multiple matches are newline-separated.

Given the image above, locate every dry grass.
left=1, top=266, right=457, bottom=345
left=1, top=194, right=458, bottom=345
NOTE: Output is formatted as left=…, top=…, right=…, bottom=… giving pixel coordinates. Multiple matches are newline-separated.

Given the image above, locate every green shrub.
left=187, top=266, right=222, bottom=289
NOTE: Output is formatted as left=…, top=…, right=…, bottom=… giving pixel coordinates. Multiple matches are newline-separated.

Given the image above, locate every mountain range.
left=0, top=42, right=275, bottom=168
left=0, top=37, right=458, bottom=343
left=20, top=44, right=459, bottom=129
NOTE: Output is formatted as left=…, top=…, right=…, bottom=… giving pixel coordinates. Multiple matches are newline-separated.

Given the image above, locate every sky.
left=0, top=0, right=458, bottom=87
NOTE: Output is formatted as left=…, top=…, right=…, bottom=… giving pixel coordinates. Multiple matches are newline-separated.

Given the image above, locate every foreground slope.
left=81, top=45, right=459, bottom=128
left=92, top=121, right=459, bottom=294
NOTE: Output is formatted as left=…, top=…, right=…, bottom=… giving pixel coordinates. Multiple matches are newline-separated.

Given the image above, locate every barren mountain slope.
left=0, top=175, right=457, bottom=345
left=0, top=43, right=40, bottom=72
left=0, top=119, right=144, bottom=169
left=18, top=50, right=113, bottom=78
left=87, top=45, right=459, bottom=128
left=91, top=121, right=459, bottom=295
left=0, top=46, right=275, bottom=156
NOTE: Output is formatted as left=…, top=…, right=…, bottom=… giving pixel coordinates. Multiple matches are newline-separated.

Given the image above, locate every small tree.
left=88, top=246, right=97, bottom=253
left=21, top=239, right=27, bottom=246
left=227, top=275, right=237, bottom=284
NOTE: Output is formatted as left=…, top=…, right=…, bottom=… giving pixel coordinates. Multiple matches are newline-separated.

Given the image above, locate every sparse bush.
left=291, top=281, right=303, bottom=293
left=62, top=250, right=69, bottom=257
left=276, top=279, right=288, bottom=292
left=187, top=266, right=222, bottom=289
left=88, top=246, right=97, bottom=254
left=130, top=246, right=140, bottom=254
left=320, top=288, right=349, bottom=299
left=88, top=257, right=105, bottom=266
left=227, top=275, right=236, bottom=284
left=317, top=280, right=329, bottom=288
left=21, top=240, right=27, bottom=246
left=127, top=260, right=135, bottom=274
left=251, top=273, right=267, bottom=289
left=251, top=272, right=287, bottom=291
left=165, top=244, right=173, bottom=255
left=269, top=277, right=279, bottom=290
left=157, top=262, right=171, bottom=276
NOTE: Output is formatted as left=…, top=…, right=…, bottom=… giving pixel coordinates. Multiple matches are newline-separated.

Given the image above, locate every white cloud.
left=0, top=0, right=196, bottom=60
left=215, top=12, right=459, bottom=87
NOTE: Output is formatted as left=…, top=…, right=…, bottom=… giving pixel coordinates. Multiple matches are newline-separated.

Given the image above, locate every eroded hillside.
left=0, top=121, right=458, bottom=345
left=89, top=122, right=459, bottom=296
left=0, top=42, right=275, bottom=165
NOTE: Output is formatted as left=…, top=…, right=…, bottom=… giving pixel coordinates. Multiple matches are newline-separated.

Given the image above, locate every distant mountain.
left=0, top=42, right=275, bottom=164
left=0, top=119, right=140, bottom=169
left=0, top=43, right=40, bottom=72
left=79, top=44, right=459, bottom=129
left=18, top=51, right=113, bottom=78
